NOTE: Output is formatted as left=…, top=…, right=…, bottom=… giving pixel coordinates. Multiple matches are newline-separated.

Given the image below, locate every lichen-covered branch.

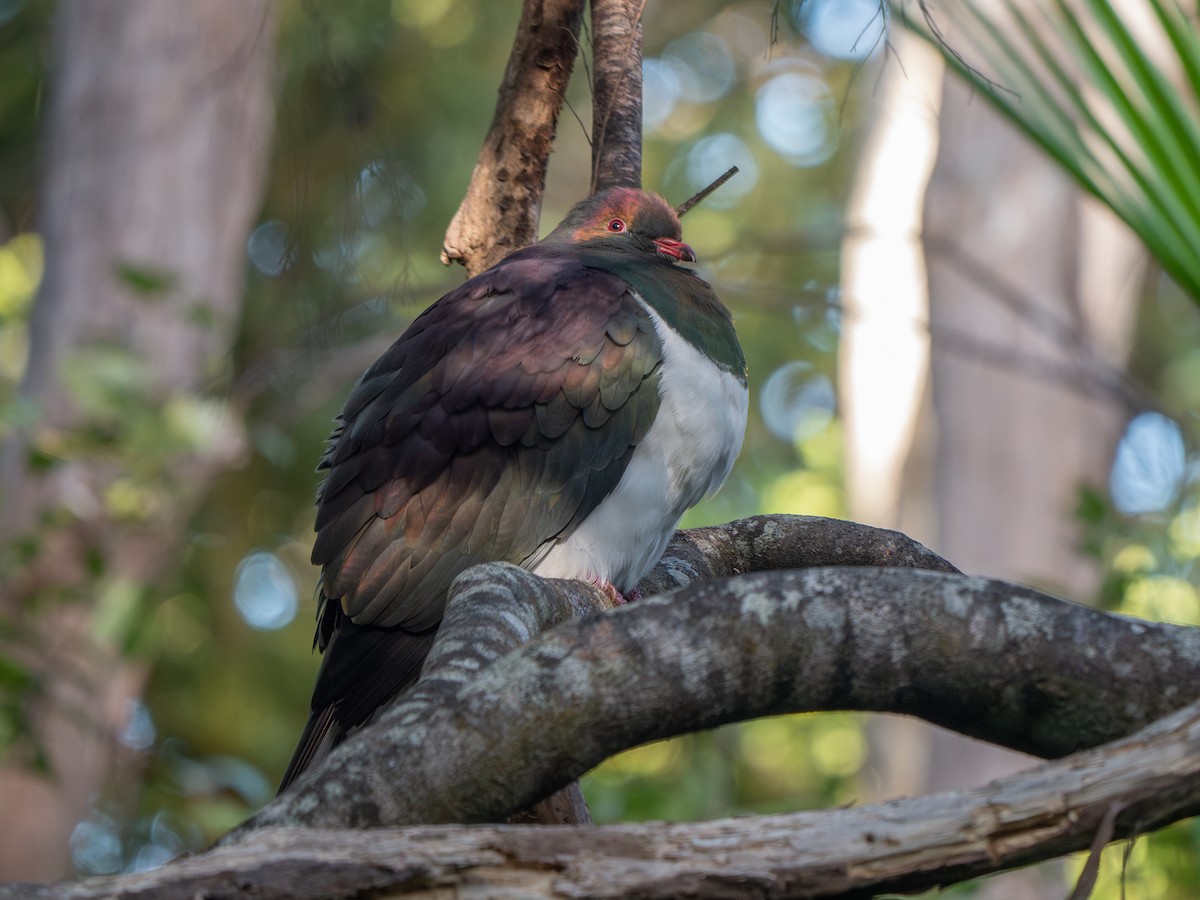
left=440, top=0, right=586, bottom=275
left=234, top=560, right=1200, bottom=833
left=589, top=0, right=644, bottom=192
left=641, top=513, right=961, bottom=593
left=18, top=698, right=1200, bottom=899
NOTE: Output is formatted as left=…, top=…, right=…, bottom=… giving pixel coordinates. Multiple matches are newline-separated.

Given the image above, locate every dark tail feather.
left=277, top=621, right=440, bottom=794
left=278, top=704, right=340, bottom=794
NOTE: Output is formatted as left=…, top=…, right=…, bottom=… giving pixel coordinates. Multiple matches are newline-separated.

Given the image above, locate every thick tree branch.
left=440, top=0, right=586, bottom=275
left=232, top=552, right=1200, bottom=833
left=233, top=517, right=956, bottom=833
left=17, top=697, right=1200, bottom=898
left=589, top=0, right=644, bottom=192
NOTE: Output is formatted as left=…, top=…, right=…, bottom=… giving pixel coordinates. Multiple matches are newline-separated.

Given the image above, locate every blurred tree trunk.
left=842, top=20, right=1143, bottom=900
left=0, top=0, right=275, bottom=880
left=917, top=67, right=1142, bottom=900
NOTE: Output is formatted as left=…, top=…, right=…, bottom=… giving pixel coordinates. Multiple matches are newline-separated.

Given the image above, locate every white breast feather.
left=532, top=299, right=748, bottom=592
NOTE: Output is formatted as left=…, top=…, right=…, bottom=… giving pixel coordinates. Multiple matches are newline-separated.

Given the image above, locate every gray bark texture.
left=0, top=0, right=275, bottom=881
left=589, top=0, right=644, bottom=192
left=7, top=515, right=1200, bottom=898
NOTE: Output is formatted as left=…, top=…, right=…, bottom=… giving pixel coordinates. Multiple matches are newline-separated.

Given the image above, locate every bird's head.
left=543, top=187, right=697, bottom=263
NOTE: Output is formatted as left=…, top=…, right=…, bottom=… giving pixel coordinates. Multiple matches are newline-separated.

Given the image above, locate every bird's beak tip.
left=653, top=237, right=697, bottom=263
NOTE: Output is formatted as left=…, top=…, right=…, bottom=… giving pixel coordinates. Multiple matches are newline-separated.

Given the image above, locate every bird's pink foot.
left=587, top=576, right=631, bottom=606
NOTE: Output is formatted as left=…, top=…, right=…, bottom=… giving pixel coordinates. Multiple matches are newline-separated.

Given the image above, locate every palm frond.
left=900, top=0, right=1200, bottom=304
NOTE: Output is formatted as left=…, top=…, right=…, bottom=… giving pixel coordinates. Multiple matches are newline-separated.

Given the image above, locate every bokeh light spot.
left=1123, top=575, right=1200, bottom=626
left=0, top=0, right=26, bottom=27
left=357, top=161, right=426, bottom=227
left=119, top=699, right=157, bottom=751
left=392, top=0, right=452, bottom=28
left=799, top=0, right=886, bottom=61
left=131, top=844, right=176, bottom=873
left=1169, top=506, right=1200, bottom=560
left=762, top=470, right=843, bottom=517
left=1112, top=543, right=1157, bottom=574
left=760, top=362, right=835, bottom=442
left=0, top=233, right=42, bottom=318
left=1110, top=412, right=1186, bottom=515
left=597, top=739, right=684, bottom=780
left=663, top=32, right=735, bottom=104
left=810, top=719, right=867, bottom=777
left=643, top=58, right=683, bottom=132
left=755, top=71, right=835, bottom=166
left=247, top=220, right=292, bottom=278
left=233, top=551, right=298, bottom=630
left=738, top=718, right=814, bottom=793
left=70, top=814, right=123, bottom=875
left=712, top=11, right=768, bottom=62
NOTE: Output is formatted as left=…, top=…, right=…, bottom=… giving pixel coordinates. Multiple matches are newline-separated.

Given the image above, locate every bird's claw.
left=587, top=576, right=641, bottom=607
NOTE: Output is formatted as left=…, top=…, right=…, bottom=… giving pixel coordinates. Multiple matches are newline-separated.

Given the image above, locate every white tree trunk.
left=841, top=19, right=1144, bottom=899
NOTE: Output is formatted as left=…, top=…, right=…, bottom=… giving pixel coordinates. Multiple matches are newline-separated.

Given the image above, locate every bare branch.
left=1068, top=800, right=1124, bottom=900
left=440, top=0, right=586, bottom=275
left=589, top=0, right=644, bottom=192
left=922, top=233, right=1151, bottom=416
left=675, top=166, right=740, bottom=217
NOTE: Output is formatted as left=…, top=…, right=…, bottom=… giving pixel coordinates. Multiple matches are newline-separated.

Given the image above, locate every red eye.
left=607, top=218, right=626, bottom=233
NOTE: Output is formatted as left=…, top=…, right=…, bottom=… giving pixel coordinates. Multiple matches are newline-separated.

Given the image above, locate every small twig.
left=920, top=232, right=1152, bottom=415
left=675, top=166, right=739, bottom=217
left=1120, top=836, right=1135, bottom=900
left=1067, top=801, right=1124, bottom=900
left=563, top=94, right=592, bottom=147
left=768, top=0, right=783, bottom=55
left=907, top=0, right=1015, bottom=99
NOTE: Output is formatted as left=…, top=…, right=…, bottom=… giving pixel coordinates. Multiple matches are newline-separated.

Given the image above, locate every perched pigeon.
left=279, top=187, right=747, bottom=791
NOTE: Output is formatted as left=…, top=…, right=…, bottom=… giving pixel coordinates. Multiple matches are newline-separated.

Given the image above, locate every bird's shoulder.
left=323, top=248, right=657, bottom=465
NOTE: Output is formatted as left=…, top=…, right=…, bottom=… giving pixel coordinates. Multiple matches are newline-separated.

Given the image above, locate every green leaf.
left=0, top=654, right=34, bottom=692
left=1075, top=484, right=1109, bottom=525
left=114, top=262, right=177, bottom=296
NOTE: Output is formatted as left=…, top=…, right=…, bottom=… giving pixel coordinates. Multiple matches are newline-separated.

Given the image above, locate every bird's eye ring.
left=607, top=218, right=626, bottom=233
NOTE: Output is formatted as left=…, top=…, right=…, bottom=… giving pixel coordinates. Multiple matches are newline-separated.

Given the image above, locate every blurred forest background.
left=0, top=0, right=1198, bottom=895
